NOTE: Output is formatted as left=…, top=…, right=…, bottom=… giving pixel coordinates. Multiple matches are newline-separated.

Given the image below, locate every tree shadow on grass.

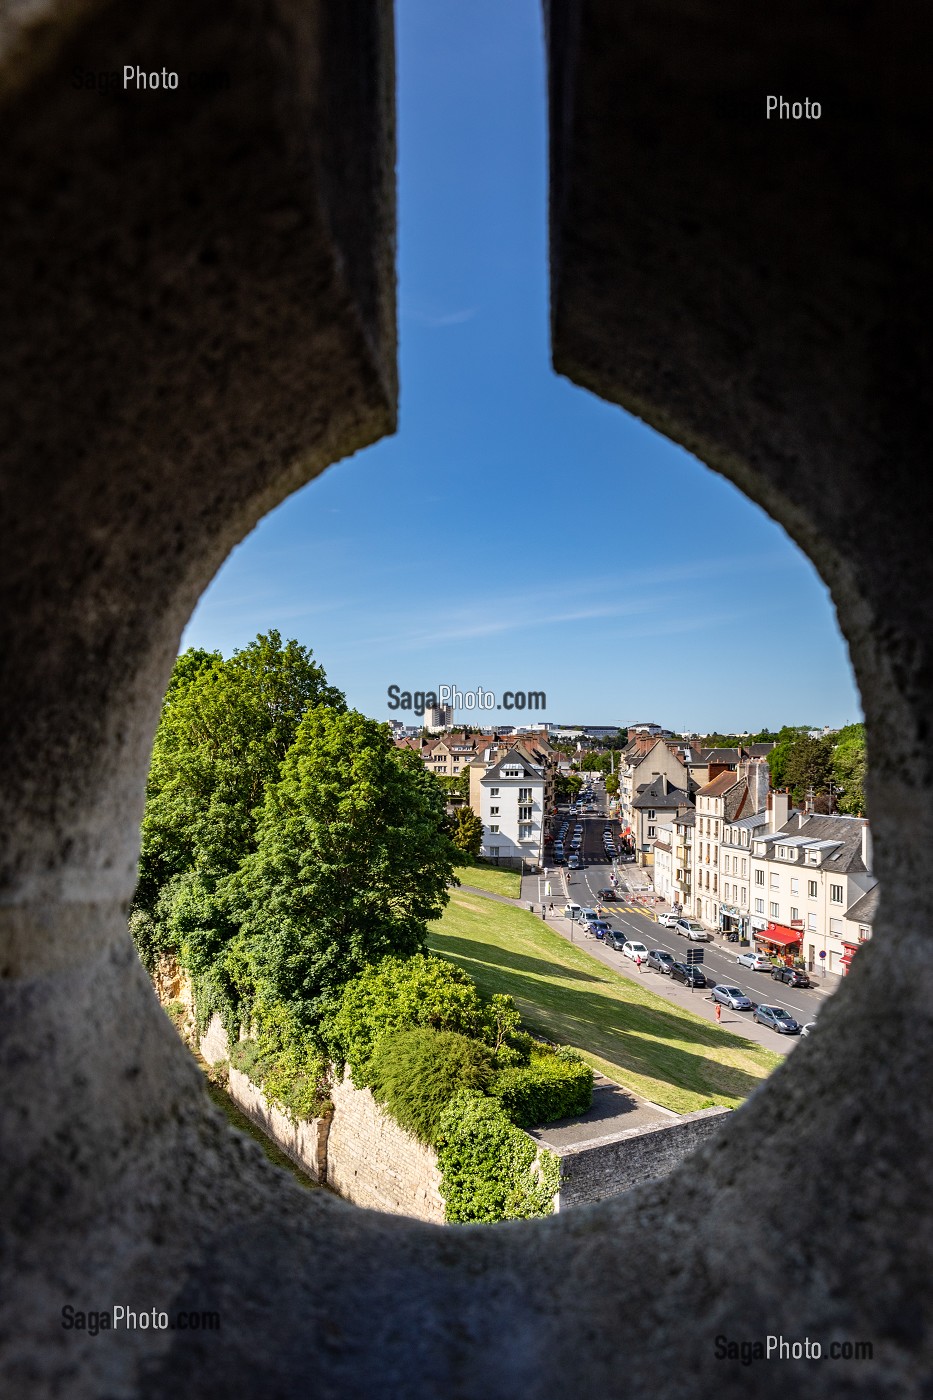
left=429, top=931, right=777, bottom=1106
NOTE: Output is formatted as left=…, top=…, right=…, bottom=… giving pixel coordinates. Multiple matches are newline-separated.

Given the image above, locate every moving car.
left=568, top=855, right=581, bottom=870
left=670, top=962, right=708, bottom=988
left=771, top=965, right=812, bottom=988
left=736, top=951, right=773, bottom=971
left=675, top=919, right=711, bottom=942
left=622, top=940, right=650, bottom=962
left=647, top=949, right=675, bottom=974
left=597, top=888, right=617, bottom=901
left=754, top=1004, right=802, bottom=1035
left=657, top=911, right=681, bottom=928
left=711, top=985, right=753, bottom=1011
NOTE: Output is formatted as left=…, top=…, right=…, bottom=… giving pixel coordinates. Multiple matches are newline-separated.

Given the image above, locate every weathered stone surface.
left=1, top=0, right=931, bottom=1396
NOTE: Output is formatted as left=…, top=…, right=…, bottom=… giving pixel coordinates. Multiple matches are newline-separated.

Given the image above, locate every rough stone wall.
left=226, top=1066, right=331, bottom=1185
left=555, top=1108, right=732, bottom=1210
left=326, top=1069, right=446, bottom=1224
left=199, top=1012, right=230, bottom=1069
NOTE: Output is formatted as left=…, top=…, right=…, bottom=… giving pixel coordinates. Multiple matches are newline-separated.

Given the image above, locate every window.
left=647, top=824, right=656, bottom=838
left=490, top=787, right=499, bottom=797
left=807, top=850, right=819, bottom=865
left=808, top=913, right=818, bottom=930
left=755, top=898, right=765, bottom=914
left=829, top=918, right=843, bottom=934
left=791, top=878, right=799, bottom=895
left=741, top=887, right=747, bottom=904
left=647, top=808, right=656, bottom=820
left=712, top=875, right=717, bottom=893
left=778, top=846, right=786, bottom=859
left=519, top=788, right=532, bottom=803
left=830, top=883, right=844, bottom=904
left=724, top=855, right=730, bottom=874
left=770, top=872, right=780, bottom=889
left=770, top=901, right=780, bottom=918
left=755, top=869, right=764, bottom=886
left=743, top=831, right=749, bottom=847
left=808, top=879, right=818, bottom=898
left=741, top=859, right=747, bottom=877
left=489, top=825, right=499, bottom=834
left=790, top=906, right=799, bottom=921
left=519, top=824, right=533, bottom=841
left=519, top=805, right=533, bottom=822
left=490, top=806, right=499, bottom=816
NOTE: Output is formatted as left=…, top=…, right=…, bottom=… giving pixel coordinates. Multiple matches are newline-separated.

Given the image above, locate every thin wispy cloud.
left=404, top=305, right=478, bottom=328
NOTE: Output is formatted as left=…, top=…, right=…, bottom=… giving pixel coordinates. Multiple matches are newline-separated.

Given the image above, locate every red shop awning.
left=758, top=922, right=802, bottom=947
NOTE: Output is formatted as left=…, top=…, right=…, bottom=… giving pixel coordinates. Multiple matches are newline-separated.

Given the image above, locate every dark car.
left=670, top=962, right=708, bottom=988
left=604, top=929, right=628, bottom=952
left=590, top=920, right=612, bottom=940
left=647, top=949, right=675, bottom=974
left=597, top=888, right=617, bottom=901
left=771, top=965, right=812, bottom=988
left=754, top=1004, right=802, bottom=1035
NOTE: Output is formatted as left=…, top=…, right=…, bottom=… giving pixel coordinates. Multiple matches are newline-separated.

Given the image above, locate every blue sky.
left=182, top=0, right=861, bottom=735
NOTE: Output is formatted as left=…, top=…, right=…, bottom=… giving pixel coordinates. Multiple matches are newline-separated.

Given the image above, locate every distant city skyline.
left=182, top=0, right=862, bottom=734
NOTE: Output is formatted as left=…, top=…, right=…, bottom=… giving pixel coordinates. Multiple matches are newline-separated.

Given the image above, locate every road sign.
left=685, top=949, right=704, bottom=964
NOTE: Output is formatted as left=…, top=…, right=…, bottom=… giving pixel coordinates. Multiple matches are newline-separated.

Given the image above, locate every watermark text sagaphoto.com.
left=714, top=1335, right=873, bottom=1365
left=387, top=684, right=545, bottom=716
left=62, top=1306, right=221, bottom=1335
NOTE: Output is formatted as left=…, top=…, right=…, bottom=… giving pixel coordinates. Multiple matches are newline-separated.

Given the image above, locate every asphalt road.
left=539, top=790, right=830, bottom=1051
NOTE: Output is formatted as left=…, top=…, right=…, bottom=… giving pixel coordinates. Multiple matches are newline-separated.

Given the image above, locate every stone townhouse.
left=468, top=738, right=557, bottom=866
left=631, top=774, right=693, bottom=866
left=749, top=811, right=875, bottom=976
left=670, top=808, right=696, bottom=915
left=692, top=759, right=770, bottom=930
left=618, top=739, right=690, bottom=845
left=652, top=819, right=676, bottom=903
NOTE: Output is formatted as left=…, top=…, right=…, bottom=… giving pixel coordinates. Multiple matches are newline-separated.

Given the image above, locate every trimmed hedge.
left=490, top=1049, right=593, bottom=1128
left=366, top=1028, right=494, bottom=1145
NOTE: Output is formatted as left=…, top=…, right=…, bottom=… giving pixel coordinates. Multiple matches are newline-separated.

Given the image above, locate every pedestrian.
left=549, top=901, right=554, bottom=914
left=715, top=1003, right=722, bottom=1024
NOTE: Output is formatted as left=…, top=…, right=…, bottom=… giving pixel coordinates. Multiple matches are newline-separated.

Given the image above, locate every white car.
left=657, top=911, right=680, bottom=927
left=579, top=908, right=599, bottom=928
left=736, top=950, right=773, bottom=971
left=622, top=940, right=650, bottom=962
left=564, top=903, right=583, bottom=920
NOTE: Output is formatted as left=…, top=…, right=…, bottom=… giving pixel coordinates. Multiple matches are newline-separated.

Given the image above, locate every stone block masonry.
left=554, top=1107, right=732, bottom=1210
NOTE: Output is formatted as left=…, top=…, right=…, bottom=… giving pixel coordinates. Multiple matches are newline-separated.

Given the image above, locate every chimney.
left=861, top=820, right=872, bottom=871
left=768, top=790, right=789, bottom=832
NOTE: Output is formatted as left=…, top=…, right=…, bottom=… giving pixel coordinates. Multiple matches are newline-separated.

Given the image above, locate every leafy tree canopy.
left=832, top=722, right=867, bottom=814
left=451, top=805, right=484, bottom=859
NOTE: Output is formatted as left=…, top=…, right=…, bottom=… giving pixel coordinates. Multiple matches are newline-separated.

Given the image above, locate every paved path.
left=526, top=1073, right=676, bottom=1151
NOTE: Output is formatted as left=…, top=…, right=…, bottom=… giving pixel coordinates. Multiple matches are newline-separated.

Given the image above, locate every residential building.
left=631, top=774, right=693, bottom=865
left=671, top=809, right=695, bottom=915
left=652, top=819, right=676, bottom=903
left=693, top=759, right=770, bottom=929
left=469, top=742, right=551, bottom=865
left=424, top=703, right=453, bottom=732
left=618, top=739, right=691, bottom=842
left=749, top=812, right=874, bottom=974
left=718, top=809, right=770, bottom=938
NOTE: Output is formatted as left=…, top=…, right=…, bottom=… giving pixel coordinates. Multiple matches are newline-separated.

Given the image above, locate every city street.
left=534, top=790, right=833, bottom=1053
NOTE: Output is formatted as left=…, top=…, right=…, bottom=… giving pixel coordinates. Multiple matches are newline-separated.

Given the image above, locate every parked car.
left=579, top=909, right=600, bottom=929
left=711, top=985, right=753, bottom=1011
left=647, top=949, right=675, bottom=974
left=771, top=965, right=812, bottom=988
left=801, top=1022, right=817, bottom=1037
left=604, top=929, right=628, bottom=951
left=736, top=951, right=773, bottom=971
left=590, top=921, right=612, bottom=940
left=754, top=1004, right=802, bottom=1035
left=552, top=854, right=567, bottom=866
left=597, top=888, right=616, bottom=901
left=676, top=919, right=711, bottom=942
left=564, top=903, right=583, bottom=920
left=622, top=940, right=650, bottom=962
left=670, top=962, right=709, bottom=988
left=657, top=911, right=681, bottom=928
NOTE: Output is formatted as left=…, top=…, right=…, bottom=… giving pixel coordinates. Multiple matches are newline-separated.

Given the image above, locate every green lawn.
left=429, top=891, right=782, bottom=1114
left=452, top=862, right=522, bottom=899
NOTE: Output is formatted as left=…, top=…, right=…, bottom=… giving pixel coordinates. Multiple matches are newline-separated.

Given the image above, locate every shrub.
left=325, top=954, right=489, bottom=1083
left=229, top=1001, right=332, bottom=1123
left=366, top=1028, right=493, bottom=1145
left=490, top=1048, right=593, bottom=1128
left=435, top=1090, right=560, bottom=1223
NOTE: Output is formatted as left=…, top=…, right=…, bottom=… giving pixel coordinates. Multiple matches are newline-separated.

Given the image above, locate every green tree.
left=555, top=772, right=583, bottom=801
left=781, top=733, right=834, bottom=802
left=767, top=726, right=811, bottom=790
left=833, top=722, right=867, bottom=814
left=367, top=1028, right=494, bottom=1145
left=451, top=805, right=484, bottom=858
left=225, top=708, right=458, bottom=1033
left=135, top=632, right=345, bottom=916
left=605, top=773, right=619, bottom=797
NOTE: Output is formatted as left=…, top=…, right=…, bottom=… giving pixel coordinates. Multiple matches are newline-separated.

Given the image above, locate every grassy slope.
left=429, top=890, right=782, bottom=1114
left=452, top=863, right=522, bottom=899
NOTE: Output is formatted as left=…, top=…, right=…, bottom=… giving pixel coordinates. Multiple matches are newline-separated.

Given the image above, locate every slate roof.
left=763, top=813, right=871, bottom=875
left=632, top=774, right=694, bottom=810
left=845, top=882, right=879, bottom=925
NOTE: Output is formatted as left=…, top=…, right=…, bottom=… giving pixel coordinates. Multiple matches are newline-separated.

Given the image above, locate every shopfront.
left=754, top=921, right=803, bottom=964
